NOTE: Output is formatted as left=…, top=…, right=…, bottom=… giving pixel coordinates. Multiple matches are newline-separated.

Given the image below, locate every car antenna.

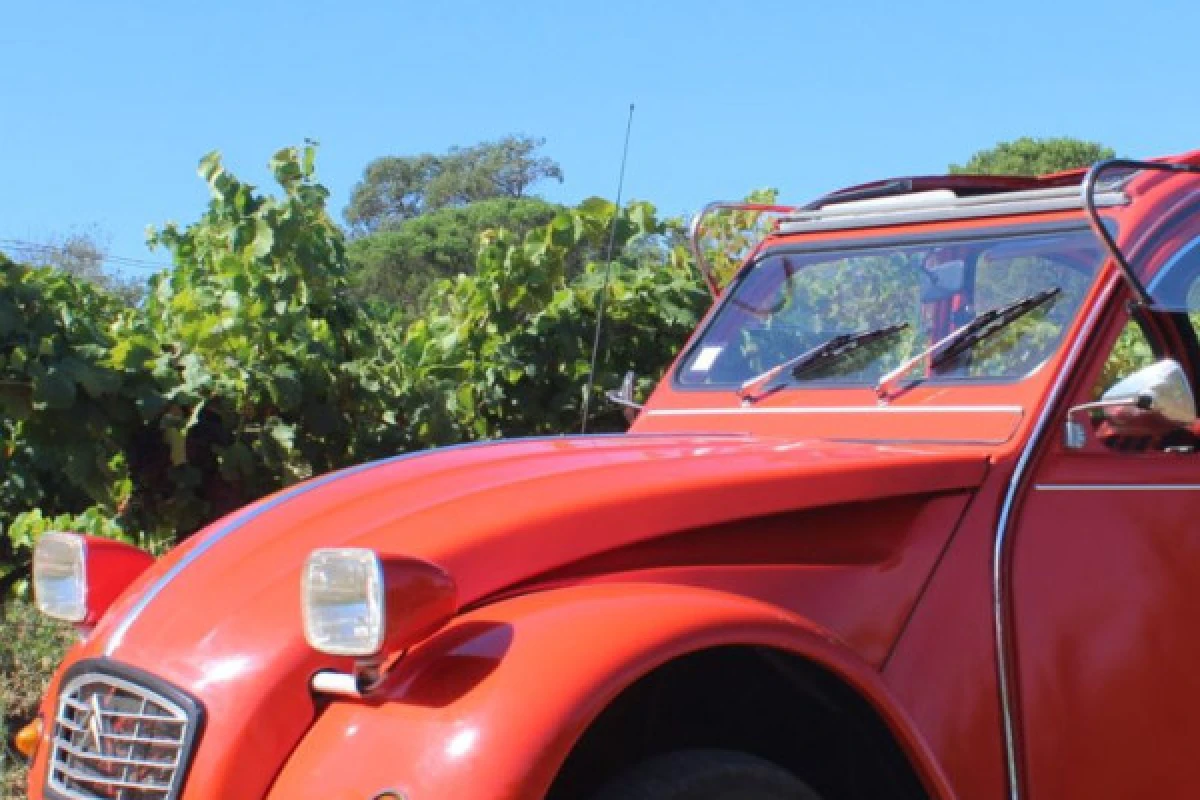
left=580, top=102, right=636, bottom=434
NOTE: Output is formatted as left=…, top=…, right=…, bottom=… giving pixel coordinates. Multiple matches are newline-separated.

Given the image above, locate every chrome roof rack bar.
left=800, top=174, right=1065, bottom=212
left=777, top=187, right=1126, bottom=235
left=1082, top=158, right=1200, bottom=307
left=688, top=202, right=797, bottom=297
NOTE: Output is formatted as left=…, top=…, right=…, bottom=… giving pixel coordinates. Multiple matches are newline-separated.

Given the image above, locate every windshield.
left=677, top=227, right=1104, bottom=388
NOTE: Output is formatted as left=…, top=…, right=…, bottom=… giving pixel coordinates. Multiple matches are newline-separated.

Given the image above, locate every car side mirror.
left=605, top=370, right=642, bottom=424
left=1066, top=359, right=1197, bottom=447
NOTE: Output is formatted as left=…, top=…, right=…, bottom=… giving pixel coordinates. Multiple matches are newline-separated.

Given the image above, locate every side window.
left=1091, top=318, right=1156, bottom=399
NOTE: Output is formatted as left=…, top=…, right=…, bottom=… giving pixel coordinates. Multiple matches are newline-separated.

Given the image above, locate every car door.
left=1010, top=225, right=1200, bottom=799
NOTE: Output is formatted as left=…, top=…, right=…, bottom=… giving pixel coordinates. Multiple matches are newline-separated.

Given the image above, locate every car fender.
left=266, top=582, right=954, bottom=800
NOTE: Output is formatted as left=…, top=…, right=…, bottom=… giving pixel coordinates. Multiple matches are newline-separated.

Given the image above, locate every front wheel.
left=589, top=748, right=823, bottom=800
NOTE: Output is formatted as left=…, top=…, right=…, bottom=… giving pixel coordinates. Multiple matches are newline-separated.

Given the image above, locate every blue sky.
left=2, top=0, right=1198, bottom=276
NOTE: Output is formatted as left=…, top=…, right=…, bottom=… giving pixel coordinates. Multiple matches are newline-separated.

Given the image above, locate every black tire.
left=588, top=748, right=823, bottom=800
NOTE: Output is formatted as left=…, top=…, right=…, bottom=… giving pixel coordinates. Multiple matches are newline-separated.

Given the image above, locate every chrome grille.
left=48, top=671, right=193, bottom=800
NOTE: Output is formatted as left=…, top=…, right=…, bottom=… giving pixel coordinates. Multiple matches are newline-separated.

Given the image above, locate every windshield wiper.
left=875, top=286, right=1061, bottom=400
left=738, top=322, right=910, bottom=404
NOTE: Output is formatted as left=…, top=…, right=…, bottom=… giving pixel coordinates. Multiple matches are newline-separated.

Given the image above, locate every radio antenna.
left=580, top=103, right=635, bottom=433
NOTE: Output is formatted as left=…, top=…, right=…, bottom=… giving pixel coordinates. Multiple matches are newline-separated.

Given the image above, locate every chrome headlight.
left=33, top=533, right=88, bottom=623
left=302, top=548, right=385, bottom=657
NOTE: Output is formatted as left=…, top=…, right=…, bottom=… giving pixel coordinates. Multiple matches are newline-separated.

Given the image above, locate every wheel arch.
left=266, top=583, right=955, bottom=800
left=547, top=643, right=934, bottom=800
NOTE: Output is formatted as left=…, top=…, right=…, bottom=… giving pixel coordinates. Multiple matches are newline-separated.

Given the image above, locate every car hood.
left=68, top=432, right=988, bottom=799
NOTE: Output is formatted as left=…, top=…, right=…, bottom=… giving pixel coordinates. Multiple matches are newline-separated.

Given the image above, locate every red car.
left=21, top=153, right=1200, bottom=800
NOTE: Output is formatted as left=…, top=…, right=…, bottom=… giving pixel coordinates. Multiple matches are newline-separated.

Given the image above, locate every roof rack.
left=777, top=184, right=1127, bottom=235
left=801, top=173, right=1079, bottom=211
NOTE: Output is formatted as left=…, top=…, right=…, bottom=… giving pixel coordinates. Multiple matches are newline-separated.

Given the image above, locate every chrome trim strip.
left=830, top=437, right=1011, bottom=446
left=646, top=405, right=1023, bottom=416
left=688, top=202, right=798, bottom=297
left=1037, top=483, right=1200, bottom=491
left=105, top=435, right=629, bottom=657
left=991, top=275, right=1118, bottom=800
left=311, top=670, right=362, bottom=698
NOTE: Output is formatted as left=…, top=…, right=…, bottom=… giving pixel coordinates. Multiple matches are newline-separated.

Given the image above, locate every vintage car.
left=19, top=153, right=1200, bottom=800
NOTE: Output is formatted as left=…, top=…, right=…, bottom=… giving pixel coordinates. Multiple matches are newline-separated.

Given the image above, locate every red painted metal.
left=79, top=535, right=156, bottom=629
left=26, top=150, right=1200, bottom=800
left=267, top=584, right=959, bottom=800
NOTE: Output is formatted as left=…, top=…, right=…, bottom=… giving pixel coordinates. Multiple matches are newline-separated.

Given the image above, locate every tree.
left=347, top=196, right=560, bottom=313
left=342, top=154, right=440, bottom=233
left=344, top=135, right=563, bottom=233
left=950, top=137, right=1115, bottom=177
left=425, top=135, right=563, bottom=208
left=5, top=231, right=147, bottom=306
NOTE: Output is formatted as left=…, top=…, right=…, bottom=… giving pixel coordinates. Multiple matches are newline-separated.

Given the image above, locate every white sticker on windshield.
left=690, top=345, right=723, bottom=372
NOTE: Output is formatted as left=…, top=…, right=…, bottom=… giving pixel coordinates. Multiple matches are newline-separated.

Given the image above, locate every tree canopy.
left=949, top=137, right=1115, bottom=177
left=344, top=135, right=563, bottom=234
left=347, top=196, right=560, bottom=313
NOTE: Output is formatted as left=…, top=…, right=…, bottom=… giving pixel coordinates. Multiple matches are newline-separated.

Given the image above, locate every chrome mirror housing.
left=1100, top=359, right=1196, bottom=426
left=1066, top=359, right=1197, bottom=447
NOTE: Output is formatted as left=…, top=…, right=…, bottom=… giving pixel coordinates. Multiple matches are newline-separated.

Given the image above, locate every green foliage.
left=0, top=144, right=415, bottom=577
left=345, top=135, right=563, bottom=233
left=132, top=142, right=408, bottom=534
left=694, top=189, right=780, bottom=288
left=1096, top=320, right=1156, bottom=397
left=0, top=256, right=132, bottom=544
left=399, top=198, right=709, bottom=442
left=950, top=137, right=1115, bottom=177
left=425, top=135, right=564, bottom=208
left=343, top=153, right=439, bottom=232
left=347, top=197, right=560, bottom=313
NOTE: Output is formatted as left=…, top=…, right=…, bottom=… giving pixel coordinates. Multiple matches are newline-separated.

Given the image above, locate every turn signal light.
left=14, top=717, right=42, bottom=760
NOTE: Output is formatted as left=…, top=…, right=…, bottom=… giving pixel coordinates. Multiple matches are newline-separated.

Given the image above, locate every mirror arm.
left=604, top=389, right=642, bottom=426
left=604, top=392, right=644, bottom=411
left=1067, top=393, right=1153, bottom=418
left=1064, top=394, right=1152, bottom=450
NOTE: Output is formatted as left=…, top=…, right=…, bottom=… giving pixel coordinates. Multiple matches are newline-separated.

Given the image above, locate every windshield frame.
left=671, top=220, right=1107, bottom=393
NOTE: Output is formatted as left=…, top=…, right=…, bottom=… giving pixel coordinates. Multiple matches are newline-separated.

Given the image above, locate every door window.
left=1091, top=318, right=1156, bottom=400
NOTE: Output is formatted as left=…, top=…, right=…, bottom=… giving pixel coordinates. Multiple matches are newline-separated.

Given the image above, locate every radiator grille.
left=47, top=671, right=194, bottom=800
